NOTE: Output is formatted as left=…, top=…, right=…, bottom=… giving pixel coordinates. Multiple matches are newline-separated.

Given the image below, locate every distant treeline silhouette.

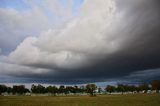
left=0, top=80, right=160, bottom=96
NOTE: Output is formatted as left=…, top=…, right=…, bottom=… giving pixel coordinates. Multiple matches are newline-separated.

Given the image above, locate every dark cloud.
left=1, top=0, right=160, bottom=84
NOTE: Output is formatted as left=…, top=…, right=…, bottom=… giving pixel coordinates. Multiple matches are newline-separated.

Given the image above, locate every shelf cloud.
left=0, top=0, right=160, bottom=84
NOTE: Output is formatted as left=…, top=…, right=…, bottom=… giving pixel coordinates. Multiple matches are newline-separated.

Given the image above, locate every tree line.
left=0, top=85, right=29, bottom=95
left=106, top=80, right=160, bottom=93
left=0, top=84, right=97, bottom=96
left=0, top=80, right=160, bottom=96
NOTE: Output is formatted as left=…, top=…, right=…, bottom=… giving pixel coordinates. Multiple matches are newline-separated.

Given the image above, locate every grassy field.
left=0, top=94, right=160, bottom=106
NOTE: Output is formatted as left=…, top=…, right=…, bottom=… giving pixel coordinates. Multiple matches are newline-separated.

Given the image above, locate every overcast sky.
left=0, top=0, right=160, bottom=85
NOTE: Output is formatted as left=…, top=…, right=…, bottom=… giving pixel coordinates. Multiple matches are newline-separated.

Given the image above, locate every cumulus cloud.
left=0, top=0, right=160, bottom=83
left=7, top=0, right=117, bottom=69
left=0, top=0, right=75, bottom=54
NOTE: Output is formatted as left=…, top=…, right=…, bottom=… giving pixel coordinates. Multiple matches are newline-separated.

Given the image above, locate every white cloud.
left=6, top=0, right=121, bottom=70
left=0, top=0, right=75, bottom=53
left=5, top=0, right=136, bottom=71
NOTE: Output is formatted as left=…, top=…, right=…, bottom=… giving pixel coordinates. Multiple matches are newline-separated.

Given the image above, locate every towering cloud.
left=0, top=0, right=160, bottom=83
left=8, top=0, right=117, bottom=69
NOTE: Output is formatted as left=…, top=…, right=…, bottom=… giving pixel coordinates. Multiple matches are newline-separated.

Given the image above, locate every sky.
left=0, top=0, right=160, bottom=86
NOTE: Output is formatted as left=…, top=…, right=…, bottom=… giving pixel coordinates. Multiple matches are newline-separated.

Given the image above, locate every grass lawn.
left=0, top=94, right=160, bottom=106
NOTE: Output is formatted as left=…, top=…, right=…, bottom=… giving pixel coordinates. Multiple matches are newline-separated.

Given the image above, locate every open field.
left=0, top=94, right=160, bottom=106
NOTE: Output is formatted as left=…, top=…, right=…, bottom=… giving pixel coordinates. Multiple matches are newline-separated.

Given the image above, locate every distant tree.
left=73, top=86, right=81, bottom=94
left=7, top=87, right=12, bottom=94
left=46, top=86, right=52, bottom=93
left=0, top=85, right=7, bottom=95
left=12, top=85, right=17, bottom=94
left=65, top=86, right=72, bottom=95
left=105, top=85, right=115, bottom=93
left=31, top=84, right=37, bottom=93
left=38, top=84, right=46, bottom=93
left=139, top=83, right=149, bottom=93
left=31, top=84, right=46, bottom=93
left=52, top=86, right=58, bottom=94
left=79, top=85, right=86, bottom=93
left=123, top=85, right=129, bottom=92
left=46, top=86, right=58, bottom=95
left=128, top=85, right=136, bottom=93
left=86, top=84, right=97, bottom=96
left=24, top=88, right=30, bottom=93
left=59, top=85, right=65, bottom=94
left=151, top=80, right=160, bottom=93
left=116, top=84, right=125, bottom=94
left=12, top=85, right=27, bottom=94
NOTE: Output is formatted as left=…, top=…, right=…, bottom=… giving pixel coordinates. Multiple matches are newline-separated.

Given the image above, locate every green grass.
left=0, top=94, right=160, bottom=106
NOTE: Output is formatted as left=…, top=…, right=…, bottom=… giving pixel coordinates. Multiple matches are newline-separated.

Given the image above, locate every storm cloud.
left=0, top=0, right=160, bottom=84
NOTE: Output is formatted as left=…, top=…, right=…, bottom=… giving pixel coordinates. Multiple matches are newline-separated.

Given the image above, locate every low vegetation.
left=0, top=94, right=160, bottom=106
